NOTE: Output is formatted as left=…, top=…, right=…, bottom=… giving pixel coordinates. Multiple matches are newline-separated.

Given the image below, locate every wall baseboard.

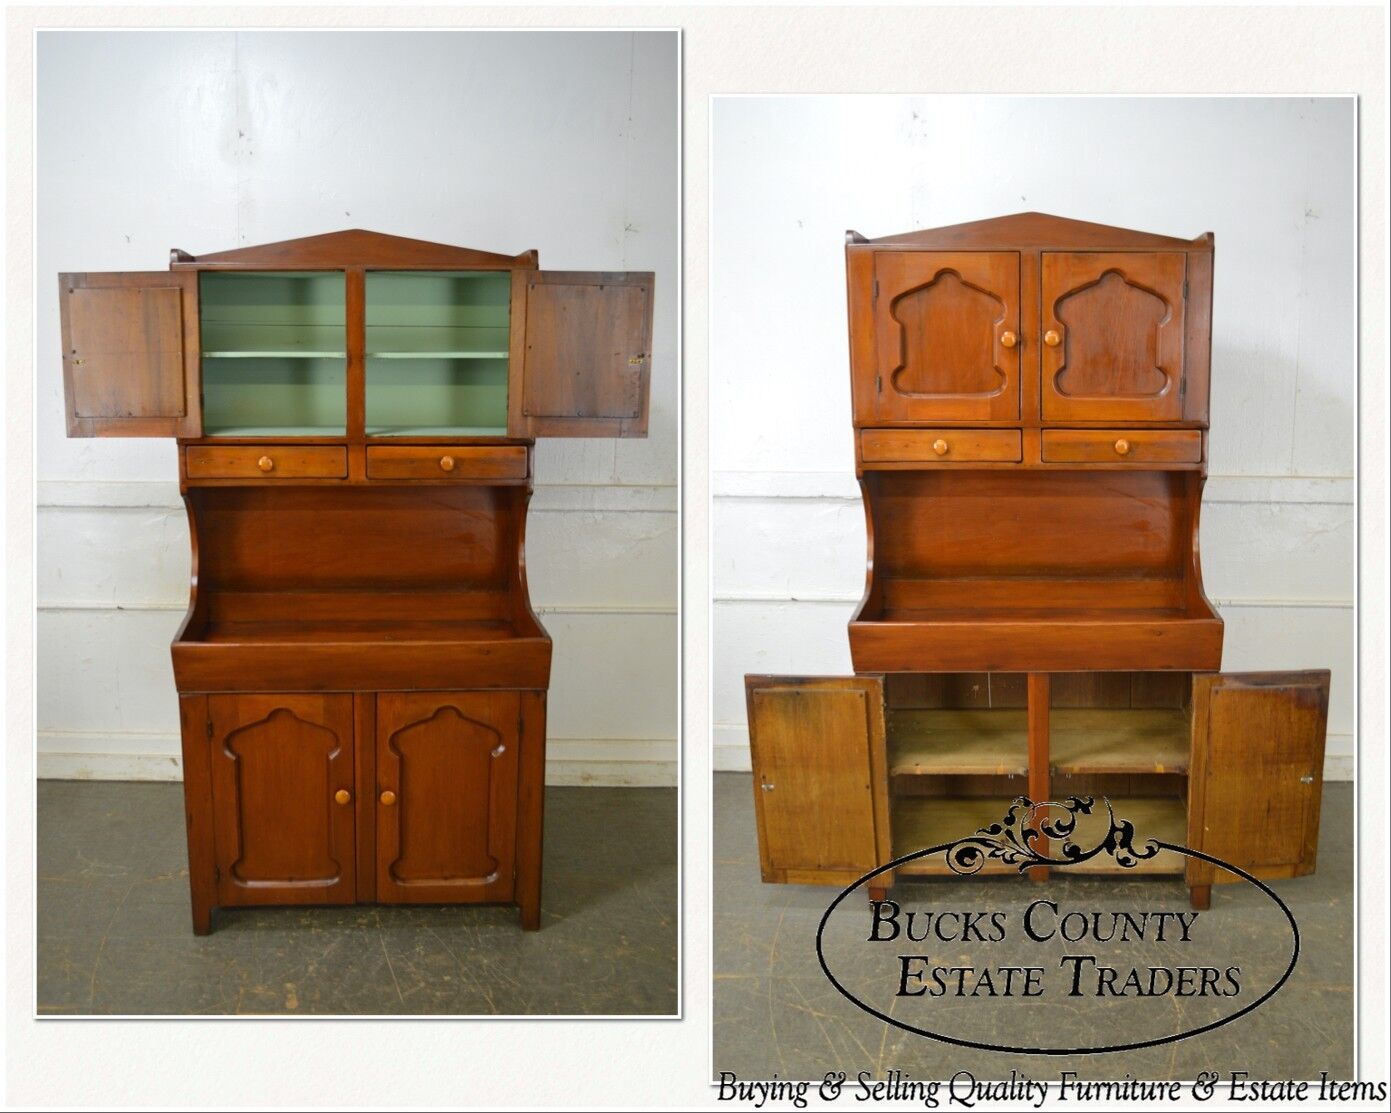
left=37, top=732, right=677, bottom=787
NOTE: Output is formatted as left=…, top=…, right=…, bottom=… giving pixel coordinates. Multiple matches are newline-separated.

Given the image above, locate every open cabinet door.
left=744, top=675, right=890, bottom=887
left=1186, top=670, right=1330, bottom=889
left=510, top=270, right=653, bottom=437
left=59, top=271, right=201, bottom=437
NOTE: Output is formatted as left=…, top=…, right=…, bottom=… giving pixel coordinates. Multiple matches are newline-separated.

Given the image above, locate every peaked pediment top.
left=846, top=212, right=1211, bottom=252
left=170, top=229, right=538, bottom=270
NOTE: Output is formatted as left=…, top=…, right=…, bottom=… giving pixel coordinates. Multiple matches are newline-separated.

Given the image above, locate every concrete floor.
left=38, top=780, right=677, bottom=1016
left=714, top=773, right=1353, bottom=1081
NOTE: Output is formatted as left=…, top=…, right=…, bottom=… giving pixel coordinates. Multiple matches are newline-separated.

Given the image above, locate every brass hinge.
left=206, top=720, right=214, bottom=740
left=876, top=375, right=882, bottom=394
left=1183, top=280, right=1189, bottom=299
left=213, top=865, right=221, bottom=881
left=872, top=279, right=879, bottom=301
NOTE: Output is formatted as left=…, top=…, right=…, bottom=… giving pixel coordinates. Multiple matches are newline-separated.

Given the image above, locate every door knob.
left=439, top=455, right=456, bottom=472
left=1000, top=331, right=1017, bottom=349
left=932, top=438, right=949, bottom=456
left=379, top=790, right=397, bottom=806
left=334, top=789, right=351, bottom=806
left=1114, top=439, right=1131, bottom=456
left=257, top=455, right=275, bottom=472
left=1044, top=330, right=1061, bottom=347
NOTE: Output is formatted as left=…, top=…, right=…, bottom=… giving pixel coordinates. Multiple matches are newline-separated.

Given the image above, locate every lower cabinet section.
left=745, top=670, right=1330, bottom=908
left=180, top=689, right=545, bottom=934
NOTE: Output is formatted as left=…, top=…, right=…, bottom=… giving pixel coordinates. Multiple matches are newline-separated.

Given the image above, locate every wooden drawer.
left=1042, top=429, right=1202, bottom=464
left=365, top=445, right=528, bottom=481
left=186, top=445, right=347, bottom=480
left=861, top=429, right=1022, bottom=464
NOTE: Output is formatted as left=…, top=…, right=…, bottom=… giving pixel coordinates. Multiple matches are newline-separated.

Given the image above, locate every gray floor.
left=38, top=780, right=677, bottom=1016
left=714, top=773, right=1354, bottom=1081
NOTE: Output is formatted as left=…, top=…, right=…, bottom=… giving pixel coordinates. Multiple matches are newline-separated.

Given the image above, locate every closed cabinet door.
left=59, top=271, right=202, bottom=437
left=745, top=676, right=890, bottom=886
left=1041, top=252, right=1187, bottom=421
left=1186, top=671, right=1330, bottom=887
left=208, top=694, right=357, bottom=906
left=510, top=270, right=654, bottom=437
left=871, top=252, right=1021, bottom=422
left=375, top=692, right=520, bottom=904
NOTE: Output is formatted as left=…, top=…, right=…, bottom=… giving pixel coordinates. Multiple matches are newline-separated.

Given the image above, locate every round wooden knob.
left=257, top=455, right=274, bottom=472
left=932, top=438, right=949, bottom=456
left=1000, top=331, right=1017, bottom=349
left=334, top=789, right=351, bottom=806
left=379, top=790, right=397, bottom=806
left=1044, top=329, right=1061, bottom=347
left=439, top=455, right=456, bottom=472
left=1114, top=438, right=1131, bottom=456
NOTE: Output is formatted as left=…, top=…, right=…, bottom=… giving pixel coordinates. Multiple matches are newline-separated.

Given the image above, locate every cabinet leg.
left=191, top=898, right=213, bottom=936
left=1188, top=884, right=1211, bottom=911
left=868, top=886, right=888, bottom=903
left=1028, top=865, right=1049, bottom=883
left=516, top=691, right=546, bottom=932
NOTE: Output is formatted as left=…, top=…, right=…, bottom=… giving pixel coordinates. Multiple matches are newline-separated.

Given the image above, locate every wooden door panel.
left=872, top=252, right=1020, bottom=422
left=1041, top=252, right=1186, bottom=421
left=511, top=270, right=653, bottom=437
left=745, top=675, right=889, bottom=885
left=1187, top=671, right=1330, bottom=886
left=208, top=694, right=356, bottom=905
left=59, top=271, right=201, bottom=437
left=376, top=691, right=520, bottom=904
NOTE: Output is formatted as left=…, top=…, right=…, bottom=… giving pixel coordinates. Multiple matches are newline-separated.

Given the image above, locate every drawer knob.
left=439, top=455, right=456, bottom=472
left=1044, top=329, right=1062, bottom=347
left=257, top=455, right=274, bottom=472
left=932, top=438, right=949, bottom=456
left=380, top=790, right=397, bottom=806
left=334, top=789, right=351, bottom=806
left=1114, top=438, right=1131, bottom=456
left=1000, top=331, right=1017, bottom=349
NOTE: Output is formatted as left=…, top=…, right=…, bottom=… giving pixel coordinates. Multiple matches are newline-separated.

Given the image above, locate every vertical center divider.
left=346, top=267, right=366, bottom=445
left=1027, top=672, right=1050, bottom=881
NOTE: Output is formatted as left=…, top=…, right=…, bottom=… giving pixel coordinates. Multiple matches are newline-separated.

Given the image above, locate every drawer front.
left=365, top=445, right=528, bottom=481
left=1041, top=429, right=1202, bottom=464
left=861, top=428, right=1022, bottom=464
left=186, top=446, right=347, bottom=479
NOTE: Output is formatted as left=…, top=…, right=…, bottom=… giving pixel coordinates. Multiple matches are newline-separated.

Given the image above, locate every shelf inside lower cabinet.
left=890, top=794, right=1187, bottom=877
left=887, top=707, right=1189, bottom=777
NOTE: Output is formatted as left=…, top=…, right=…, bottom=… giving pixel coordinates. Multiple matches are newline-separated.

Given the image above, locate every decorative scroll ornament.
left=944, top=796, right=1161, bottom=876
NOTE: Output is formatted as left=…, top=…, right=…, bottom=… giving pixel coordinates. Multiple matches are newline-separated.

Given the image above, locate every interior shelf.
left=887, top=707, right=1189, bottom=777
left=201, top=425, right=347, bottom=438
left=365, top=424, right=509, bottom=437
left=201, top=322, right=346, bottom=358
left=888, top=709, right=1028, bottom=775
left=891, top=795, right=1186, bottom=877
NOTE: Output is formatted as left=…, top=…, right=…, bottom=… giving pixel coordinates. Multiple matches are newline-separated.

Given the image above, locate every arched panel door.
left=207, top=694, right=356, bottom=907
left=871, top=252, right=1020, bottom=422
left=1041, top=252, right=1187, bottom=421
left=375, top=692, right=520, bottom=905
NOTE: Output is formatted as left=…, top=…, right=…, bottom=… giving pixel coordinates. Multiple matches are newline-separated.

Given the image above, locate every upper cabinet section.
left=846, top=213, right=1213, bottom=431
left=57, top=230, right=654, bottom=442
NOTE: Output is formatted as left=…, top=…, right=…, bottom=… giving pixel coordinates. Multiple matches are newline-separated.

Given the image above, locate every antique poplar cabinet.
left=745, top=213, right=1330, bottom=910
left=59, top=229, right=654, bottom=933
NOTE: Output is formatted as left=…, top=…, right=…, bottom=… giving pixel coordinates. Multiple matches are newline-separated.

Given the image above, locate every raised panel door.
left=1041, top=252, right=1187, bottom=421
left=375, top=691, right=520, bottom=904
left=744, top=675, right=890, bottom=886
left=207, top=694, right=356, bottom=906
left=59, top=271, right=201, bottom=437
left=870, top=252, right=1021, bottom=422
left=1186, top=671, right=1330, bottom=889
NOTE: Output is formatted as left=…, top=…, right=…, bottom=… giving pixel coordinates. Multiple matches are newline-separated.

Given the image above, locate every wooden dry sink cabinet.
left=59, top=230, right=655, bottom=933
left=745, top=213, right=1331, bottom=909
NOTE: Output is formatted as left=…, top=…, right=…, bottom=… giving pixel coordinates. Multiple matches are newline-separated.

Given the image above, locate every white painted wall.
left=36, top=30, right=678, bottom=785
left=711, top=96, right=1355, bottom=777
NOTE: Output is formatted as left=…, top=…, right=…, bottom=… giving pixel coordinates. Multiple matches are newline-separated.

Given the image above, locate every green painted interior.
left=200, top=272, right=347, bottom=435
left=365, top=271, right=511, bottom=435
